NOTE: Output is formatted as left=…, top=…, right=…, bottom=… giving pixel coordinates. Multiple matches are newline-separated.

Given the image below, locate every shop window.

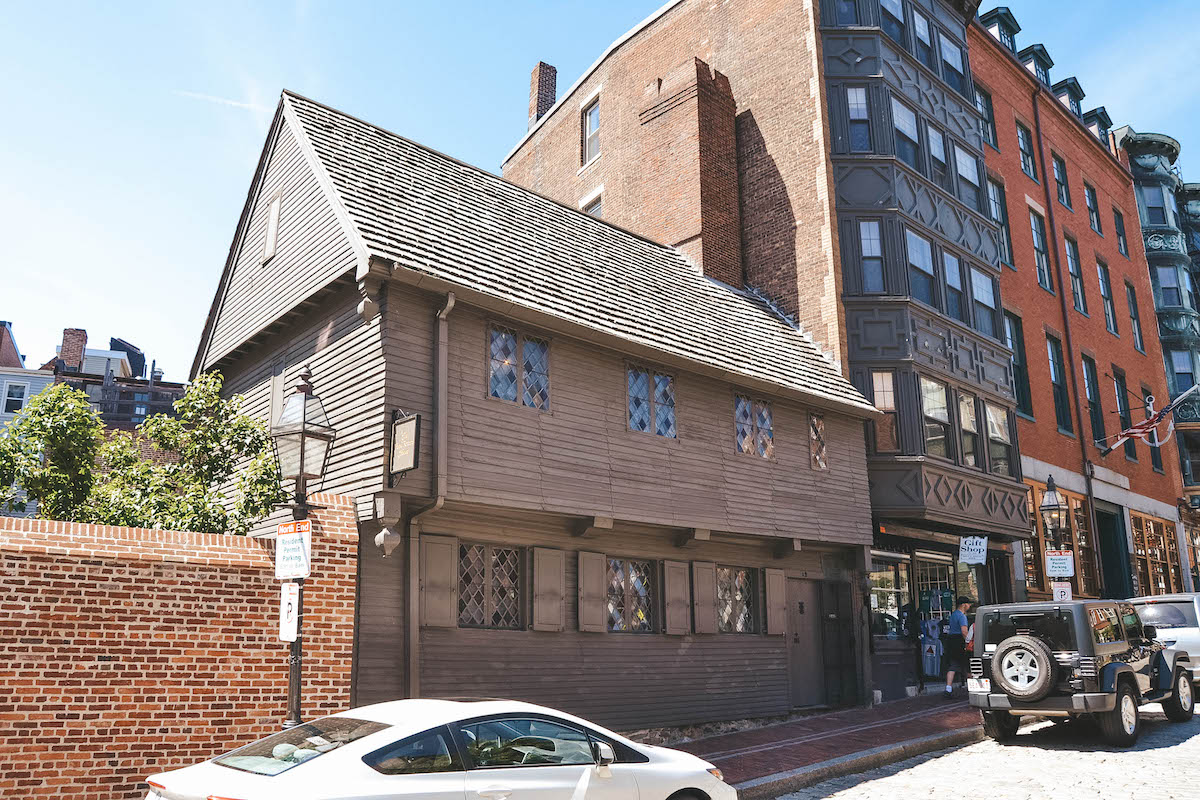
left=734, top=395, right=774, bottom=458
left=716, top=567, right=757, bottom=633
left=458, top=543, right=522, bottom=629
left=915, top=557, right=955, bottom=622
left=1132, top=514, right=1184, bottom=595
left=871, top=371, right=900, bottom=452
left=1027, top=481, right=1100, bottom=598
left=606, top=557, right=654, bottom=633
left=870, top=558, right=913, bottom=639
left=628, top=367, right=676, bottom=438
left=489, top=327, right=549, bottom=410
left=920, top=376, right=951, bottom=458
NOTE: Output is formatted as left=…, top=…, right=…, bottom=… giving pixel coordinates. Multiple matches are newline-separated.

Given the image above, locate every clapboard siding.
left=221, top=285, right=388, bottom=534
left=421, top=299, right=873, bottom=545
left=355, top=532, right=407, bottom=707
left=204, top=117, right=359, bottom=368
left=416, top=506, right=846, bottom=729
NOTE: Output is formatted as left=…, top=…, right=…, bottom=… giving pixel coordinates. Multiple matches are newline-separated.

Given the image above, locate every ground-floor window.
left=1022, top=479, right=1101, bottom=597
left=914, top=557, right=955, bottom=622
left=606, top=557, right=654, bottom=633
left=869, top=557, right=912, bottom=639
left=716, top=566, right=757, bottom=633
left=1131, top=513, right=1184, bottom=595
left=1188, top=522, right=1200, bottom=590
left=458, top=542, right=523, bottom=629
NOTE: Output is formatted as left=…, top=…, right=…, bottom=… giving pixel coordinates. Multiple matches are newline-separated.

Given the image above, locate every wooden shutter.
left=692, top=561, right=717, bottom=634
left=663, top=560, right=692, bottom=635
left=421, top=535, right=458, bottom=628
left=578, top=551, right=607, bottom=633
left=532, top=547, right=565, bottom=632
left=765, top=568, right=787, bottom=635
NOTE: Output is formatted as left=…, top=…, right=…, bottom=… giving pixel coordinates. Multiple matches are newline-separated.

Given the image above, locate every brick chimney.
left=59, top=328, right=87, bottom=372
left=636, top=58, right=743, bottom=288
left=528, top=62, right=557, bottom=128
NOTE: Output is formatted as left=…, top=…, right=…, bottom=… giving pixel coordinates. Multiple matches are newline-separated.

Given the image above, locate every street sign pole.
left=280, top=482, right=312, bottom=730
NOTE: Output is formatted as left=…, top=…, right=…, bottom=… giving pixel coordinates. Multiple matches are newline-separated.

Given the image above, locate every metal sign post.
left=276, top=518, right=312, bottom=729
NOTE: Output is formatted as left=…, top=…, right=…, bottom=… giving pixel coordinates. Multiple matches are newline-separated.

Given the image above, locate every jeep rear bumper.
left=969, top=692, right=1116, bottom=713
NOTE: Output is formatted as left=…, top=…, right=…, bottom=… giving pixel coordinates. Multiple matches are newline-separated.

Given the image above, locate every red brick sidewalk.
left=678, top=693, right=981, bottom=785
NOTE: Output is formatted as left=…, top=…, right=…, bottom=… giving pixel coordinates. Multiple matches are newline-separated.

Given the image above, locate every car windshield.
left=983, top=609, right=1076, bottom=650
left=214, top=717, right=390, bottom=776
left=1134, top=601, right=1199, bottom=630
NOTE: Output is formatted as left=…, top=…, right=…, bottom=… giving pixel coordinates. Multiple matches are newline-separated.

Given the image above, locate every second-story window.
left=975, top=85, right=996, bottom=148
left=1017, top=123, right=1037, bottom=179
left=1085, top=184, right=1102, bottom=233
left=988, top=179, right=1013, bottom=265
left=872, top=371, right=900, bottom=451
left=939, top=35, right=967, bottom=95
left=1098, top=261, right=1118, bottom=334
left=1171, top=350, right=1195, bottom=393
left=920, top=376, right=951, bottom=458
left=847, top=87, right=872, bottom=152
left=970, top=266, right=998, bottom=338
left=1114, top=208, right=1129, bottom=255
left=3, top=383, right=28, bottom=414
left=582, top=99, right=600, bottom=165
left=892, top=99, right=920, bottom=170
left=905, top=228, right=937, bottom=308
left=1030, top=210, right=1052, bottom=291
left=1066, top=237, right=1087, bottom=313
left=954, top=144, right=982, bottom=211
left=944, top=252, right=966, bottom=323
left=1053, top=154, right=1071, bottom=207
left=1126, top=283, right=1145, bottom=352
left=1115, top=370, right=1135, bottom=460
left=985, top=403, right=1015, bottom=476
left=735, top=395, right=774, bottom=458
left=860, top=220, right=884, bottom=293
left=913, top=10, right=935, bottom=69
left=1046, top=334, right=1073, bottom=433
left=489, top=327, right=550, bottom=410
left=1082, top=355, right=1105, bottom=444
left=880, top=0, right=905, bottom=46
left=810, top=414, right=828, bottom=470
left=959, top=393, right=979, bottom=468
left=628, top=366, right=676, bottom=438
left=1005, top=312, right=1033, bottom=416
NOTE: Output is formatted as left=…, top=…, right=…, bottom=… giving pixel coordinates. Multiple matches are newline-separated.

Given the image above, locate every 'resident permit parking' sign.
left=275, top=519, right=312, bottom=580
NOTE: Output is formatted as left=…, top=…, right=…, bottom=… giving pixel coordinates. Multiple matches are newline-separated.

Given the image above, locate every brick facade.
left=58, top=328, right=87, bottom=373
left=0, top=493, right=357, bottom=799
left=527, top=61, right=557, bottom=128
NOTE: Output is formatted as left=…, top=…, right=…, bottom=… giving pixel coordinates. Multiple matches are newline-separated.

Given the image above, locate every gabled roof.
left=1017, top=44, right=1054, bottom=70
left=262, top=91, right=873, bottom=417
left=1051, top=77, right=1084, bottom=102
left=1083, top=107, right=1112, bottom=131
left=978, top=7, right=1020, bottom=35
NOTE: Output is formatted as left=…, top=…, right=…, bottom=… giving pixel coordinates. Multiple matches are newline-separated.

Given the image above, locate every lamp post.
left=1039, top=475, right=1069, bottom=550
left=270, top=365, right=336, bottom=729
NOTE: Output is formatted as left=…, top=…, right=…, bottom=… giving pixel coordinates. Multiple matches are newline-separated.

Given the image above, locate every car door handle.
left=477, top=787, right=513, bottom=800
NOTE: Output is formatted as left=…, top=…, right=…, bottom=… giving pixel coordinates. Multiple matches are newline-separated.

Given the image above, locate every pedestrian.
left=944, top=596, right=972, bottom=698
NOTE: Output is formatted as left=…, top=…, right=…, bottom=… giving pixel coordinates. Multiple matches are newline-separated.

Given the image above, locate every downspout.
left=404, top=291, right=455, bottom=698
left=1032, top=91, right=1107, bottom=593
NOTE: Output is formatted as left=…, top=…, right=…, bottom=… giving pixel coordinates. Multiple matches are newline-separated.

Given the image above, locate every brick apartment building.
left=970, top=10, right=1190, bottom=602
left=503, top=0, right=1031, bottom=701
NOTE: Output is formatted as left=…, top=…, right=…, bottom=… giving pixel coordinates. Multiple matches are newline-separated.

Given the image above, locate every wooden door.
left=821, top=581, right=859, bottom=706
left=787, top=578, right=825, bottom=707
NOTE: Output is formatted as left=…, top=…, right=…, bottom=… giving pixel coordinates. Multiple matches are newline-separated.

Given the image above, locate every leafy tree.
left=0, top=383, right=102, bottom=520
left=1, top=372, right=286, bottom=534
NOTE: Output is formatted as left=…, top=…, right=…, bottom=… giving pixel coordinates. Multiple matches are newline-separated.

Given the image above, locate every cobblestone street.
left=775, top=708, right=1200, bottom=799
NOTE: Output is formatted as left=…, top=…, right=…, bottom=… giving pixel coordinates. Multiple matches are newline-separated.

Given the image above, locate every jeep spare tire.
left=992, top=634, right=1056, bottom=702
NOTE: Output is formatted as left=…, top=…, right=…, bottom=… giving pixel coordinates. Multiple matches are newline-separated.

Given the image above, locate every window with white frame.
left=606, top=557, right=654, bottom=632
left=1085, top=184, right=1102, bottom=233
left=860, top=220, right=884, bottom=293
left=847, top=87, right=871, bottom=152
left=928, top=125, right=950, bottom=190
left=906, top=228, right=936, bottom=307
left=583, top=195, right=602, bottom=218
left=988, top=179, right=1012, bottom=265
left=582, top=98, right=600, bottom=164
left=880, top=0, right=905, bottom=45
left=628, top=366, right=676, bottom=437
left=939, top=34, right=967, bottom=95
left=959, top=393, right=979, bottom=468
left=913, top=10, right=935, bottom=70
left=735, top=395, right=774, bottom=458
left=1066, top=237, right=1086, bottom=313
left=488, top=326, right=550, bottom=410
left=892, top=99, right=920, bottom=171
left=920, top=376, right=951, bottom=458
left=944, top=251, right=966, bottom=323
left=717, top=566, right=757, bottom=633
left=970, top=266, right=997, bottom=338
left=3, top=383, right=28, bottom=414
left=458, top=542, right=522, bottom=629
left=954, top=144, right=981, bottom=211
left=872, top=371, right=900, bottom=452
left=985, top=403, right=1015, bottom=476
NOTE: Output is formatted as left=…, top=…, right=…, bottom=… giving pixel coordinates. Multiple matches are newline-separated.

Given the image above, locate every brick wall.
left=0, top=492, right=357, bottom=799
left=59, top=328, right=87, bottom=372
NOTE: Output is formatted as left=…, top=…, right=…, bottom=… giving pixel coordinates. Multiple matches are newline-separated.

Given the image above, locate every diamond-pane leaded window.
left=489, top=326, right=550, bottom=410
left=717, top=567, right=757, bottom=633
left=810, top=414, right=828, bottom=470
left=458, top=543, right=522, bottom=629
left=628, top=366, right=676, bottom=438
left=735, top=395, right=773, bottom=458
left=606, top=557, right=654, bottom=632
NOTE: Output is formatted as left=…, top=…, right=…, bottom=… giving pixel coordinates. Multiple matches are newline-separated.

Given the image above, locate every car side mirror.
left=1143, top=624, right=1157, bottom=641
left=592, top=741, right=616, bottom=767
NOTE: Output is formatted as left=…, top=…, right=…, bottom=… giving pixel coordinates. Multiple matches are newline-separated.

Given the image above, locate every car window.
left=215, top=717, right=390, bottom=776
left=364, top=727, right=462, bottom=775
left=1133, top=601, right=1199, bottom=629
left=1119, top=603, right=1144, bottom=640
left=458, top=717, right=595, bottom=768
left=1088, top=606, right=1124, bottom=644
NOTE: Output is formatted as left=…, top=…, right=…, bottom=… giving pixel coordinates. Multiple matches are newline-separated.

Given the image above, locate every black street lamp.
left=1039, top=475, right=1069, bottom=549
left=270, top=365, right=335, bottom=728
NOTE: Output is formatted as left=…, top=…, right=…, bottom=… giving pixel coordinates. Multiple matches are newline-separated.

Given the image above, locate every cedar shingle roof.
left=283, top=91, right=874, bottom=416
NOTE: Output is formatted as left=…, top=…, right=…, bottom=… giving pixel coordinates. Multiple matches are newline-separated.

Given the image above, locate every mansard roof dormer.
left=1018, top=44, right=1053, bottom=86
left=1052, top=77, right=1085, bottom=119
left=979, top=7, right=1020, bottom=52
left=1083, top=107, right=1112, bottom=142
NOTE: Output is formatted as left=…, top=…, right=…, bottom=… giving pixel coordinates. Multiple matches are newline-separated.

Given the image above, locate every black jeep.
left=968, top=600, right=1194, bottom=745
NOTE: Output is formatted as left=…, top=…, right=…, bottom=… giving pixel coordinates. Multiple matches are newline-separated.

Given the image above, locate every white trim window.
left=892, top=99, right=920, bottom=171
left=3, top=382, right=29, bottom=414
left=582, top=98, right=600, bottom=164
left=953, top=144, right=981, bottom=210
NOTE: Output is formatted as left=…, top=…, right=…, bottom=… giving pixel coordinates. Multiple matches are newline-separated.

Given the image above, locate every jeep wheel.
left=991, top=634, right=1056, bottom=702
left=1099, top=682, right=1140, bottom=747
left=1163, top=669, right=1195, bottom=723
left=981, top=710, right=1020, bottom=741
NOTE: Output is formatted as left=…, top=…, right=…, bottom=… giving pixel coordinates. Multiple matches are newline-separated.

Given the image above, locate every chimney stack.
left=59, top=328, right=87, bottom=373
left=528, top=61, right=557, bottom=128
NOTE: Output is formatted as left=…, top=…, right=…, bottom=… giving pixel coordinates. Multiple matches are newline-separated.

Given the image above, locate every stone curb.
left=733, top=725, right=984, bottom=799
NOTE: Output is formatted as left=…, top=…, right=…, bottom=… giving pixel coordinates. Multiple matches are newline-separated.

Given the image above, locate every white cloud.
left=173, top=89, right=271, bottom=113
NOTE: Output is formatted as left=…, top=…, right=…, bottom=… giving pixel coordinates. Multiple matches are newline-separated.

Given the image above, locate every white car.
left=1130, top=593, right=1200, bottom=684
left=144, top=698, right=735, bottom=800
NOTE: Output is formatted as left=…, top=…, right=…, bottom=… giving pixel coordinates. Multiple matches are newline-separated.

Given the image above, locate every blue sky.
left=2, top=1, right=1197, bottom=381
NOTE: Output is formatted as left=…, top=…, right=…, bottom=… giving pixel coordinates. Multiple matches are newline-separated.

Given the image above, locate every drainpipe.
left=404, top=291, right=455, bottom=698
left=1032, top=91, right=1107, bottom=593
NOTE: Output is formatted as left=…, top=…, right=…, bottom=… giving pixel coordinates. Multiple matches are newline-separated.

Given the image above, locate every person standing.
left=944, top=596, right=972, bottom=698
